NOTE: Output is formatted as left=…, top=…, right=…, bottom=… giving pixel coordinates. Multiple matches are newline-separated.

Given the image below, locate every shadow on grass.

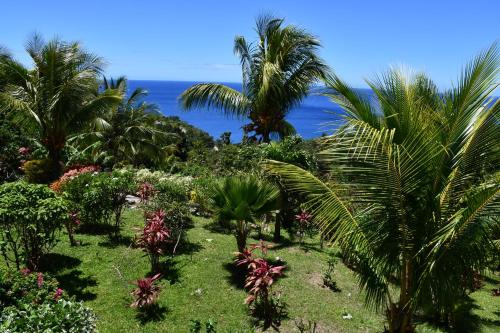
left=98, top=235, right=134, bottom=248
left=135, top=304, right=170, bottom=324
left=203, top=220, right=232, bottom=235
left=222, top=262, right=247, bottom=289
left=55, top=269, right=98, bottom=301
left=41, top=253, right=81, bottom=273
left=415, top=296, right=500, bottom=333
left=40, top=253, right=97, bottom=301
left=78, top=223, right=116, bottom=235
left=153, top=258, right=181, bottom=285
left=171, top=240, right=203, bottom=256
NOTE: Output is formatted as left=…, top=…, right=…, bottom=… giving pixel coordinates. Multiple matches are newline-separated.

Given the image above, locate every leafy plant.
left=137, top=182, right=157, bottom=203
left=0, top=268, right=60, bottom=308
left=0, top=299, right=98, bottom=333
left=235, top=241, right=286, bottom=329
left=130, top=273, right=162, bottom=309
left=0, top=182, right=69, bottom=270
left=295, top=209, right=313, bottom=245
left=209, top=176, right=280, bottom=252
left=136, top=210, right=171, bottom=272
left=322, top=256, right=340, bottom=292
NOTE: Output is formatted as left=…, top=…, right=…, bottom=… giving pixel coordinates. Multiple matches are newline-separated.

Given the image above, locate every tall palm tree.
left=264, top=43, right=499, bottom=332
left=209, top=175, right=280, bottom=251
left=73, top=76, right=174, bottom=167
left=181, top=15, right=328, bottom=142
left=0, top=35, right=122, bottom=173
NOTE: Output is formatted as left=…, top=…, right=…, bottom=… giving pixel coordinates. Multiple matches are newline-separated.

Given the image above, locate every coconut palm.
left=209, top=175, right=280, bottom=251
left=264, top=43, right=499, bottom=332
left=181, top=15, right=328, bottom=142
left=0, top=35, right=122, bottom=173
left=72, top=76, right=174, bottom=167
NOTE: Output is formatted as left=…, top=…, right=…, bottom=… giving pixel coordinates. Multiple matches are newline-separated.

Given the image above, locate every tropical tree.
left=0, top=35, right=122, bottom=174
left=209, top=175, right=281, bottom=252
left=181, top=15, right=328, bottom=142
left=71, top=76, right=174, bottom=167
left=264, top=43, right=499, bottom=332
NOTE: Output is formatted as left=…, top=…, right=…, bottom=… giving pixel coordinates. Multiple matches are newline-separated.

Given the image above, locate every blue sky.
left=1, top=0, right=498, bottom=88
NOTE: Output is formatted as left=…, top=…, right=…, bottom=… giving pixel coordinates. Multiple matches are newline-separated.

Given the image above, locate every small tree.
left=0, top=182, right=69, bottom=270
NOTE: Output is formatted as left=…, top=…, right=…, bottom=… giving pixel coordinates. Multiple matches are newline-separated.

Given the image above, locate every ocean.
left=128, top=80, right=353, bottom=141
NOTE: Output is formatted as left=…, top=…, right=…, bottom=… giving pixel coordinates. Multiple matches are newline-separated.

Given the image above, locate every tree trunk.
left=387, top=260, right=414, bottom=333
left=235, top=220, right=248, bottom=252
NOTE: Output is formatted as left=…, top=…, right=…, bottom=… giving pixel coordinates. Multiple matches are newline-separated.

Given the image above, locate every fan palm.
left=264, top=43, right=499, bottom=332
left=181, top=15, right=328, bottom=142
left=209, top=175, right=280, bottom=251
left=0, top=35, right=122, bottom=173
left=72, top=76, right=175, bottom=167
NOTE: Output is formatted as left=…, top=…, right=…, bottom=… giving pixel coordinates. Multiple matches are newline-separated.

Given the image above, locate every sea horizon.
left=127, top=80, right=363, bottom=142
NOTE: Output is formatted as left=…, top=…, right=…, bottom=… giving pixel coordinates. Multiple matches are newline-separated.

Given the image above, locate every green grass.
left=9, top=208, right=500, bottom=332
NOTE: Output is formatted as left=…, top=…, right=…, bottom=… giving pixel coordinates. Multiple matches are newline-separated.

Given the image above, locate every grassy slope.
left=18, top=209, right=500, bottom=332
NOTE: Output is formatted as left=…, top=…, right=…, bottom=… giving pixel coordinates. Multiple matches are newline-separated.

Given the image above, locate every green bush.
left=1, top=299, right=97, bottom=333
left=21, top=159, right=60, bottom=184
left=0, top=182, right=69, bottom=270
left=61, top=170, right=135, bottom=238
left=0, top=114, right=31, bottom=183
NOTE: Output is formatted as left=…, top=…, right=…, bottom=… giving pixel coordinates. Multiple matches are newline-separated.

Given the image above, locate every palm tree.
left=209, top=175, right=280, bottom=252
left=72, top=76, right=174, bottom=167
left=264, top=43, right=499, bottom=332
left=181, top=15, right=328, bottom=142
left=0, top=35, right=122, bottom=173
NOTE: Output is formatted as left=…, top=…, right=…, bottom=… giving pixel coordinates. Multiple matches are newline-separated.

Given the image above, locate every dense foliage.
left=0, top=182, right=69, bottom=270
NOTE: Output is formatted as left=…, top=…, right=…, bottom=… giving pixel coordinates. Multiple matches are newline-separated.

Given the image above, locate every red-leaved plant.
left=235, top=241, right=286, bottom=327
left=131, top=273, right=162, bottom=308
left=136, top=210, right=171, bottom=272
left=137, top=182, right=157, bottom=203
left=295, top=210, right=313, bottom=245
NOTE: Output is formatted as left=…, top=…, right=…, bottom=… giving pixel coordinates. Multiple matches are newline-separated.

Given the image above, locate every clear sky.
left=1, top=0, right=499, bottom=89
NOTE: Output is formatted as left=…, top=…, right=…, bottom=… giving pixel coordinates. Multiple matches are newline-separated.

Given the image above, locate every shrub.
left=322, top=256, right=340, bottom=292
left=61, top=169, right=134, bottom=238
left=136, top=210, right=172, bottom=272
left=295, top=210, right=313, bottom=245
left=21, top=159, right=60, bottom=184
left=0, top=182, right=69, bottom=270
left=0, top=114, right=31, bottom=183
left=137, top=182, right=157, bottom=203
left=130, top=273, right=162, bottom=309
left=0, top=299, right=98, bottom=333
left=0, top=269, right=60, bottom=308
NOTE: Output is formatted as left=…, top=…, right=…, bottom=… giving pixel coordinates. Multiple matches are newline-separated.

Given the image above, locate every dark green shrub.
left=0, top=182, right=69, bottom=270
left=0, top=114, right=31, bottom=183
left=21, top=159, right=60, bottom=184
left=1, top=299, right=97, bottom=332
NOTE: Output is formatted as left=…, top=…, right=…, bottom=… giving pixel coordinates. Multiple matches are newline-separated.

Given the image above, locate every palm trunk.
left=235, top=220, right=248, bottom=252
left=387, top=260, right=414, bottom=333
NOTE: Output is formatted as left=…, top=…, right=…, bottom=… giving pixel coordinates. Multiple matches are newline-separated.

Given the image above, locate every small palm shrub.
left=209, top=176, right=280, bottom=252
left=130, top=273, right=162, bottom=309
left=136, top=210, right=172, bottom=272
left=0, top=182, right=69, bottom=270
left=322, top=256, right=340, bottom=292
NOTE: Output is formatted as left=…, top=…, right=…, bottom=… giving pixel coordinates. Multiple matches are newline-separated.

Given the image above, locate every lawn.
left=19, top=208, right=500, bottom=332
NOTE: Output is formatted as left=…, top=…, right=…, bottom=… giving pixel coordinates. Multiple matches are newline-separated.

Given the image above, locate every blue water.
left=128, top=80, right=349, bottom=141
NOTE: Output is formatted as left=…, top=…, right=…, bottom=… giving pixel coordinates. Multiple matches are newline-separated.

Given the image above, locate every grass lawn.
left=12, top=208, right=499, bottom=332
